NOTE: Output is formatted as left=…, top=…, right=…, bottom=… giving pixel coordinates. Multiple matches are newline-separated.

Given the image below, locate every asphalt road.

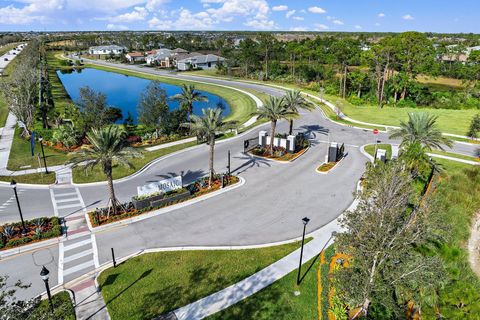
left=0, top=62, right=478, bottom=300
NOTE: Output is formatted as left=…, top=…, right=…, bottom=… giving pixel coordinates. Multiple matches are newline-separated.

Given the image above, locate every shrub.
left=51, top=124, right=80, bottom=148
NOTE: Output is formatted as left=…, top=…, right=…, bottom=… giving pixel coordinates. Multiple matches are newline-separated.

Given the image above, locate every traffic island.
left=0, top=216, right=62, bottom=251
left=88, top=175, right=240, bottom=228
left=246, top=131, right=310, bottom=163
left=316, top=142, right=346, bottom=174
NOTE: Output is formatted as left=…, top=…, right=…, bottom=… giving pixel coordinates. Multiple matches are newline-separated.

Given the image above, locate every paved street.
left=0, top=64, right=478, bottom=302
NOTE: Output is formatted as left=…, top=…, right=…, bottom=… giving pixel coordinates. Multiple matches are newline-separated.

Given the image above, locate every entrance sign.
left=137, top=176, right=182, bottom=197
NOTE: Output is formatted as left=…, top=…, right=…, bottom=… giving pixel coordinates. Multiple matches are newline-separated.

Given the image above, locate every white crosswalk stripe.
left=63, top=238, right=91, bottom=251
left=63, top=260, right=95, bottom=277
left=63, top=249, right=93, bottom=263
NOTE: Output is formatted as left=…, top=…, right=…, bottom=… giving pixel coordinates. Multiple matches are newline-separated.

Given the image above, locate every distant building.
left=88, top=45, right=126, bottom=55
left=145, top=49, right=173, bottom=67
left=125, top=52, right=145, bottom=63
left=440, top=45, right=480, bottom=63
left=177, top=54, right=225, bottom=71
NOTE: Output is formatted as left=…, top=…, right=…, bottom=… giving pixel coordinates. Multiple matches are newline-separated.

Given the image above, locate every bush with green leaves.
left=51, top=123, right=80, bottom=148
left=467, top=113, right=480, bottom=138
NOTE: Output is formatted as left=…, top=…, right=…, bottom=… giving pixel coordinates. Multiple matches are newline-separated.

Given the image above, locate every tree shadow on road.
left=231, top=154, right=271, bottom=175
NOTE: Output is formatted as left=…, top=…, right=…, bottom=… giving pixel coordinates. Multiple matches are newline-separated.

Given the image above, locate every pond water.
left=56, top=68, right=231, bottom=124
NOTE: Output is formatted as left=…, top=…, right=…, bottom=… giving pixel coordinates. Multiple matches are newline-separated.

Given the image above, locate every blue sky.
left=0, top=0, right=479, bottom=32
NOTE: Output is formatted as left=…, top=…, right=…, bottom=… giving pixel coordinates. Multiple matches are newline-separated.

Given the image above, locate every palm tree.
left=283, top=90, right=314, bottom=135
left=389, top=112, right=453, bottom=151
left=70, top=126, right=142, bottom=216
left=254, top=96, right=295, bottom=156
left=186, top=108, right=236, bottom=187
left=171, top=84, right=208, bottom=122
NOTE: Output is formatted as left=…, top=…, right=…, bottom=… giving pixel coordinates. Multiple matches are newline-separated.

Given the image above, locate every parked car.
left=3, top=58, right=8, bottom=61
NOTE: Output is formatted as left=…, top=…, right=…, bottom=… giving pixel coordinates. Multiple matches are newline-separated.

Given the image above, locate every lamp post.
left=40, top=266, right=54, bottom=313
left=227, top=150, right=231, bottom=177
left=297, top=217, right=310, bottom=285
left=10, top=180, right=26, bottom=233
left=38, top=136, right=49, bottom=174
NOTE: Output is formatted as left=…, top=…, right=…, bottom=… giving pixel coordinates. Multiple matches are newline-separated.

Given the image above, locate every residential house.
left=88, top=45, right=126, bottom=55
left=125, top=52, right=145, bottom=63
left=145, top=49, right=172, bottom=67
left=177, top=54, right=225, bottom=71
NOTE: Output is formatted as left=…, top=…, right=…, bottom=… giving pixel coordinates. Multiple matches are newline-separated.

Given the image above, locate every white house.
left=88, top=45, right=126, bottom=55
left=177, top=54, right=225, bottom=71
left=125, top=52, right=145, bottom=63
left=145, top=49, right=172, bottom=67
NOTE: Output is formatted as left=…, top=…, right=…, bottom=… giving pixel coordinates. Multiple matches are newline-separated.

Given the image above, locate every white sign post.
left=137, top=176, right=183, bottom=197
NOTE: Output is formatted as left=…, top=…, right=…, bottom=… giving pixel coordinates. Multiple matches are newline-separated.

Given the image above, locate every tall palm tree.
left=389, top=112, right=453, bottom=151
left=254, top=96, right=295, bottom=156
left=283, top=90, right=314, bottom=135
left=70, top=126, right=142, bottom=216
left=171, top=84, right=208, bottom=122
left=187, top=108, right=236, bottom=187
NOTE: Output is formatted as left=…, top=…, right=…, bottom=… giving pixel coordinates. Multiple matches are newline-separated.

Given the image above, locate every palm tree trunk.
left=104, top=162, right=117, bottom=217
left=343, top=65, right=348, bottom=99
left=289, top=119, right=294, bottom=136
left=270, top=120, right=277, bottom=156
left=209, top=136, right=215, bottom=188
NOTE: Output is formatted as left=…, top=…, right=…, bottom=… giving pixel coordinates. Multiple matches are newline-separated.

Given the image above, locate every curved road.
left=0, top=63, right=478, bottom=300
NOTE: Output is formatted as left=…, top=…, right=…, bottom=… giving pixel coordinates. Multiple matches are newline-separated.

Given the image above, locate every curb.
left=89, top=176, right=246, bottom=233
left=246, top=145, right=310, bottom=164
left=315, top=155, right=346, bottom=175
left=0, top=236, right=61, bottom=259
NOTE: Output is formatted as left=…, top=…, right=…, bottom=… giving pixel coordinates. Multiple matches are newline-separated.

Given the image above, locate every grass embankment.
left=429, top=150, right=480, bottom=162
left=72, top=141, right=197, bottom=183
left=0, top=43, right=18, bottom=56
left=99, top=242, right=304, bottom=320
left=420, top=160, right=480, bottom=318
left=29, top=291, right=75, bottom=320
left=84, top=63, right=258, bottom=126
left=208, top=257, right=318, bottom=320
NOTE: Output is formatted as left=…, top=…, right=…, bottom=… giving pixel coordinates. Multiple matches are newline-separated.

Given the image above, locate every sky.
left=0, top=0, right=479, bottom=33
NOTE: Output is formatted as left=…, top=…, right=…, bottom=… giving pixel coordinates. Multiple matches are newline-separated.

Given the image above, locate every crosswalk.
left=0, top=188, right=24, bottom=213
left=49, top=186, right=99, bottom=285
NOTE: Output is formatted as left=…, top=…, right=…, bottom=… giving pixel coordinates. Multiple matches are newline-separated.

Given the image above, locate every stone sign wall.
left=137, top=176, right=183, bottom=197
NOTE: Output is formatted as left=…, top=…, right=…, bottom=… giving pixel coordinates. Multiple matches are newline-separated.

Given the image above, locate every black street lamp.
left=38, top=136, right=49, bottom=174
left=40, top=266, right=54, bottom=312
left=10, top=180, right=26, bottom=233
left=226, top=150, right=231, bottom=177
left=297, top=217, right=310, bottom=285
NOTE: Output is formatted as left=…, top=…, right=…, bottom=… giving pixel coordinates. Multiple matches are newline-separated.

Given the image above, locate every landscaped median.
left=97, top=241, right=305, bottom=320
left=88, top=175, right=241, bottom=228
left=248, top=133, right=310, bottom=163
left=0, top=216, right=62, bottom=250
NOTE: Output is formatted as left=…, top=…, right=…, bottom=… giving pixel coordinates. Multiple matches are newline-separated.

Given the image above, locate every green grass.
left=7, top=127, right=71, bottom=171
left=29, top=291, right=75, bottom=320
left=98, top=242, right=304, bottom=320
left=364, top=144, right=392, bottom=159
left=0, top=172, right=55, bottom=185
left=429, top=149, right=480, bottom=162
left=420, top=160, right=480, bottom=318
left=207, top=257, right=318, bottom=320
left=0, top=43, right=18, bottom=56
left=72, top=141, right=197, bottom=183
left=83, top=63, right=258, bottom=126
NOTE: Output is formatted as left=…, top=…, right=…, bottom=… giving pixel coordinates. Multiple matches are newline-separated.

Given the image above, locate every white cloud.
left=332, top=19, right=344, bottom=25
left=378, top=12, right=385, bottom=18
left=375, top=22, right=381, bottom=26
left=403, top=14, right=414, bottom=20
left=244, top=18, right=275, bottom=30
left=106, top=23, right=129, bottom=30
left=148, top=16, right=173, bottom=29
left=308, top=6, right=326, bottom=14
left=103, top=6, right=148, bottom=23
left=314, top=23, right=329, bottom=30
left=290, top=26, right=307, bottom=31
left=206, top=0, right=270, bottom=21
left=272, top=5, right=288, bottom=11
left=286, top=9, right=295, bottom=19
left=0, top=0, right=65, bottom=24
left=354, top=25, right=362, bottom=29
left=145, top=0, right=170, bottom=12
left=292, top=16, right=304, bottom=21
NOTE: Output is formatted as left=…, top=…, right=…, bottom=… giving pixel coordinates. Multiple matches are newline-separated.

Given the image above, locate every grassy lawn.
left=72, top=141, right=197, bottom=183
left=0, top=172, right=55, bottom=184
left=83, top=63, right=258, bottom=126
left=29, top=291, right=75, bottom=320
left=364, top=143, right=392, bottom=159
left=207, top=257, right=318, bottom=320
left=7, top=127, right=71, bottom=171
left=98, top=242, right=304, bottom=320
left=0, top=43, right=18, bottom=56
left=429, top=149, right=480, bottom=162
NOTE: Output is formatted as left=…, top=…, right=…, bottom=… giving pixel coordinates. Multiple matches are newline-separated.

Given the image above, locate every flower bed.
left=317, top=162, right=338, bottom=173
left=250, top=140, right=310, bottom=162
left=0, top=217, right=62, bottom=250
left=88, top=175, right=240, bottom=227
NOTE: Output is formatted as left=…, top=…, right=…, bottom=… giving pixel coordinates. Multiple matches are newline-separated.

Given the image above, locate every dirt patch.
left=468, top=212, right=480, bottom=277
